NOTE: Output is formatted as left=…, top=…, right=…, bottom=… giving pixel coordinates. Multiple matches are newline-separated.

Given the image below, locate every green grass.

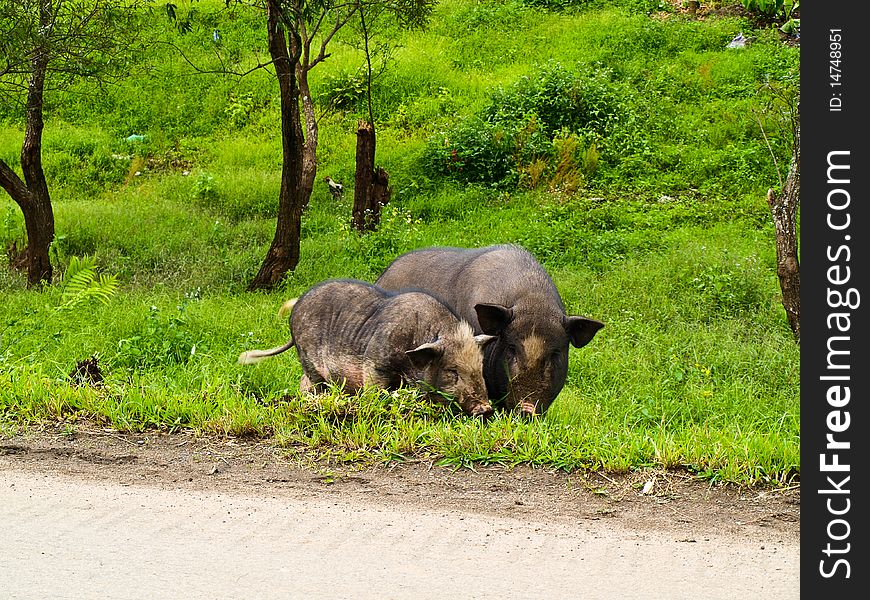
left=0, top=0, right=799, bottom=485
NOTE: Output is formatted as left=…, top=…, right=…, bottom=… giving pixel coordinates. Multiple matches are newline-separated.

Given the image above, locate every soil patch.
left=0, top=426, right=799, bottom=545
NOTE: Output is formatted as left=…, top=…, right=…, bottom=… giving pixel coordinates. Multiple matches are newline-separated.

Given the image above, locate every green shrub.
left=114, top=302, right=199, bottom=369
left=421, top=63, right=631, bottom=188
left=224, top=91, right=258, bottom=129
left=320, top=68, right=368, bottom=111
left=355, top=205, right=427, bottom=276
left=423, top=116, right=522, bottom=187
left=482, top=63, right=619, bottom=138
left=192, top=171, right=220, bottom=205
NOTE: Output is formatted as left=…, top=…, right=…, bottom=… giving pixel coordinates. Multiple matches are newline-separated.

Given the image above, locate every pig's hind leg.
left=296, top=348, right=330, bottom=394
left=299, top=374, right=321, bottom=394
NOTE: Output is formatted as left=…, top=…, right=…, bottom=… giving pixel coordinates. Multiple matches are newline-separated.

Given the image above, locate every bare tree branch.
left=152, top=40, right=277, bottom=77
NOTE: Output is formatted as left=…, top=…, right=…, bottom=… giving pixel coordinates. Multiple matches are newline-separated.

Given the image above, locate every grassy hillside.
left=0, top=0, right=799, bottom=485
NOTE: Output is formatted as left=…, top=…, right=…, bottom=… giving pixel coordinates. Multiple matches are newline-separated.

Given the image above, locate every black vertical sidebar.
left=801, top=1, right=868, bottom=595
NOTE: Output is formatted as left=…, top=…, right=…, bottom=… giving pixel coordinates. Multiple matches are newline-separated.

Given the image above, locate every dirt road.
left=0, top=431, right=799, bottom=599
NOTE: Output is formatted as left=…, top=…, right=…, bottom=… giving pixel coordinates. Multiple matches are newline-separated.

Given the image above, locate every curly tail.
left=278, top=298, right=297, bottom=319
left=238, top=298, right=299, bottom=365
left=238, top=339, right=295, bottom=364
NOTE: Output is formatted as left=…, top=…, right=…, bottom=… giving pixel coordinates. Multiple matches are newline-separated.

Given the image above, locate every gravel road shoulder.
left=0, top=428, right=800, bottom=599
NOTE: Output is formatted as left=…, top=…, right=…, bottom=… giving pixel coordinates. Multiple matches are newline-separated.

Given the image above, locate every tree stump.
left=353, top=120, right=392, bottom=232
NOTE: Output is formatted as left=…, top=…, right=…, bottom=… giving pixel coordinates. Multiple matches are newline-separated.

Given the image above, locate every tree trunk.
left=767, top=120, right=800, bottom=344
left=369, top=166, right=391, bottom=229
left=298, top=68, right=318, bottom=206
left=352, top=120, right=391, bottom=232
left=0, top=42, right=54, bottom=288
left=248, top=0, right=305, bottom=291
left=352, top=120, right=375, bottom=232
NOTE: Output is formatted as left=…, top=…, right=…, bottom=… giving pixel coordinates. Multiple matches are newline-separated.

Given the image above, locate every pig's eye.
left=445, top=368, right=459, bottom=382
left=505, top=345, right=518, bottom=362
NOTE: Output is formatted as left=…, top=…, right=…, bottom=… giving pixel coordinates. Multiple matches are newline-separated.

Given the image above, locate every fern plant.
left=59, top=255, right=119, bottom=310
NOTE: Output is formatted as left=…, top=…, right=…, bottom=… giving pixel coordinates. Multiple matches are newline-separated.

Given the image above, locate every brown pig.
left=238, top=279, right=496, bottom=417
left=375, top=244, right=604, bottom=416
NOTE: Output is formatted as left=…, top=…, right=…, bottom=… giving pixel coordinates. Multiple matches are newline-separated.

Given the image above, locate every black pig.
left=238, top=279, right=495, bottom=417
left=375, top=245, right=603, bottom=415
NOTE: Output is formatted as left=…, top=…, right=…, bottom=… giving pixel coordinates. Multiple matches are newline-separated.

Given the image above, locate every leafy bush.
left=482, top=63, right=619, bottom=138
left=320, top=69, right=368, bottom=111
left=422, top=116, right=520, bottom=186
left=421, top=63, right=634, bottom=189
left=115, top=303, right=199, bottom=369
left=192, top=171, right=220, bottom=204
left=224, top=91, right=258, bottom=129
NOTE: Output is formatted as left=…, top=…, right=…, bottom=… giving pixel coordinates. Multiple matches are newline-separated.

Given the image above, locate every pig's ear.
left=473, top=334, right=497, bottom=349
left=474, top=303, right=512, bottom=335
left=565, top=316, right=604, bottom=348
left=406, top=341, right=444, bottom=369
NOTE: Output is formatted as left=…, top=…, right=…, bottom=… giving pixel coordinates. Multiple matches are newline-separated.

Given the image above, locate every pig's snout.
left=517, top=399, right=540, bottom=418
left=470, top=402, right=494, bottom=419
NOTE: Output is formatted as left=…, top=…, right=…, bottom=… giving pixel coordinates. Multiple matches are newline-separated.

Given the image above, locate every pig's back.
left=377, top=245, right=563, bottom=323
left=291, top=279, right=388, bottom=358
